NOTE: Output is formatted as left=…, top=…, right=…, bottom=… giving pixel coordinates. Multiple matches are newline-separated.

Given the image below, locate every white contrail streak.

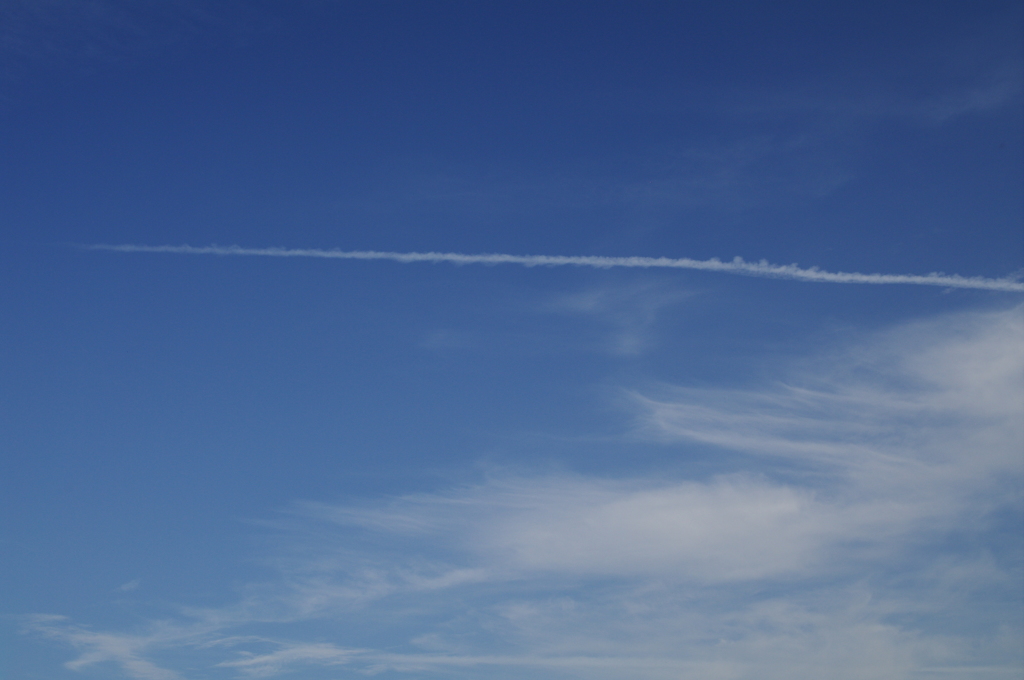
left=81, top=244, right=1024, bottom=292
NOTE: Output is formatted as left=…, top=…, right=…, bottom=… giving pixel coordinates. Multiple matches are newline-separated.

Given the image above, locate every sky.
left=1, top=2, right=1022, bottom=679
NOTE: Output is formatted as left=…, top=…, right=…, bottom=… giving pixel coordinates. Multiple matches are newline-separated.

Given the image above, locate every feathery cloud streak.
left=81, top=244, right=1024, bottom=292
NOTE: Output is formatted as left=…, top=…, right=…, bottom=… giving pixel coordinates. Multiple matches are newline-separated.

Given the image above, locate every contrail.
left=81, top=244, right=1024, bottom=292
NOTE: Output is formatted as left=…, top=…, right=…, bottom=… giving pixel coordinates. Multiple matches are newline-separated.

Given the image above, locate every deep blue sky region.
left=1, top=2, right=1022, bottom=679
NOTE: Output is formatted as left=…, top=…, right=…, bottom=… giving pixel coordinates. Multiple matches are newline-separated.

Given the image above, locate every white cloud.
left=26, top=306, right=1024, bottom=679
left=638, top=305, right=1024, bottom=493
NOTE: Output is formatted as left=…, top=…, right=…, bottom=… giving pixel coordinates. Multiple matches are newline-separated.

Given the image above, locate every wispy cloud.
left=26, top=306, right=1024, bottom=678
left=546, top=282, right=691, bottom=356
left=214, top=642, right=361, bottom=677
left=26, top=615, right=186, bottom=680
left=82, top=244, right=1024, bottom=292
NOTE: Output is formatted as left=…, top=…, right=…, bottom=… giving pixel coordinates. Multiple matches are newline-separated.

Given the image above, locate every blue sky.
left=1, top=2, right=1022, bottom=678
